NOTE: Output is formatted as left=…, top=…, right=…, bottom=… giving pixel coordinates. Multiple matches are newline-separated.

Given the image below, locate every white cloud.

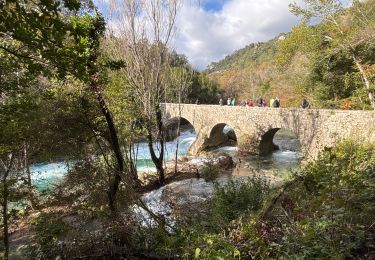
left=173, top=0, right=302, bottom=70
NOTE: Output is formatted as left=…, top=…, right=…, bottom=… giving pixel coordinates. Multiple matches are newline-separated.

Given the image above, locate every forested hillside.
left=206, top=0, right=375, bottom=110
left=206, top=35, right=306, bottom=107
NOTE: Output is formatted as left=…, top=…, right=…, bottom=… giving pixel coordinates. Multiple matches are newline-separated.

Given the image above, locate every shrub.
left=211, top=177, right=270, bottom=224
left=264, top=141, right=375, bottom=259
left=200, top=160, right=220, bottom=182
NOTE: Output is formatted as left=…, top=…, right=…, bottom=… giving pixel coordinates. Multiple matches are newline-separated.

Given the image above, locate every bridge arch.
left=202, top=123, right=238, bottom=151
left=259, top=128, right=302, bottom=156
left=163, top=116, right=196, bottom=142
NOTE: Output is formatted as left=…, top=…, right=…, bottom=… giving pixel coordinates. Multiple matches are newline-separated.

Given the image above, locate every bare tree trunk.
left=352, top=54, right=375, bottom=110
left=128, top=142, right=139, bottom=183
left=23, top=143, right=36, bottom=209
left=145, top=103, right=166, bottom=185
left=2, top=177, right=9, bottom=260
left=174, top=118, right=181, bottom=174
left=174, top=93, right=182, bottom=174
left=156, top=104, right=165, bottom=184
left=147, top=131, right=165, bottom=184
left=2, top=180, right=9, bottom=260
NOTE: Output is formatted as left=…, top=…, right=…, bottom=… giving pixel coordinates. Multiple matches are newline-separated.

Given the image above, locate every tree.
left=0, top=94, right=41, bottom=260
left=167, top=65, right=193, bottom=174
left=0, top=0, right=133, bottom=214
left=288, top=0, right=375, bottom=109
left=107, top=0, right=181, bottom=185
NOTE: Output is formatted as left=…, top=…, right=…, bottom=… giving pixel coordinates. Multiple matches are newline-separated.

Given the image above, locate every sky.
left=98, top=0, right=354, bottom=70
left=173, top=0, right=302, bottom=70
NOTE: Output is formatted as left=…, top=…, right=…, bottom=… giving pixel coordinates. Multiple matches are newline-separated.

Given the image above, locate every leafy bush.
left=26, top=212, right=70, bottom=259
left=211, top=177, right=270, bottom=224
left=200, top=160, right=220, bottom=182
left=175, top=142, right=375, bottom=259
left=261, top=141, right=375, bottom=259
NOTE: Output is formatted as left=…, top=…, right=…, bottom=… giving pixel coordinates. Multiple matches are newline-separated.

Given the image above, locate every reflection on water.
left=208, top=131, right=302, bottom=174
left=211, top=146, right=238, bottom=156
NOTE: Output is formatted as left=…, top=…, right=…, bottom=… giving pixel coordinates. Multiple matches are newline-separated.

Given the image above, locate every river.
left=30, top=127, right=301, bottom=193
left=30, top=129, right=197, bottom=190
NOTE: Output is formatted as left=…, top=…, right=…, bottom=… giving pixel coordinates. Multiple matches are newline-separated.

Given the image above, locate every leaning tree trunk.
left=87, top=16, right=125, bottom=214
left=23, top=143, right=37, bottom=209
left=174, top=94, right=182, bottom=174
left=155, top=104, right=165, bottom=184
left=147, top=129, right=165, bottom=185
left=174, top=117, right=181, bottom=174
left=352, top=53, right=375, bottom=110
left=89, top=75, right=124, bottom=213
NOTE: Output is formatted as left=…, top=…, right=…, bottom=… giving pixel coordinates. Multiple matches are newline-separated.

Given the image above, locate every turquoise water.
left=30, top=130, right=197, bottom=191
left=135, top=129, right=196, bottom=173
left=30, top=129, right=301, bottom=191
left=30, top=162, right=74, bottom=191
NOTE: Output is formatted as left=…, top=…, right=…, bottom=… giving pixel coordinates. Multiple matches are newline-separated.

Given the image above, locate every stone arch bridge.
left=161, top=103, right=375, bottom=160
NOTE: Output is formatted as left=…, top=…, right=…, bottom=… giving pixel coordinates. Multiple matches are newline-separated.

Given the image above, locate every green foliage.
left=0, top=0, right=91, bottom=78
left=191, top=234, right=241, bottom=260
left=166, top=66, right=221, bottom=104
left=50, top=157, right=136, bottom=213
left=25, top=212, right=70, bottom=259
left=255, top=141, right=375, bottom=259
left=259, top=79, right=272, bottom=95
left=126, top=177, right=270, bottom=259
left=207, top=39, right=278, bottom=73
left=200, top=160, right=220, bottom=182
left=276, top=24, right=321, bottom=68
left=278, top=0, right=375, bottom=109
left=211, top=178, right=270, bottom=224
left=143, top=142, right=375, bottom=259
left=181, top=71, right=221, bottom=104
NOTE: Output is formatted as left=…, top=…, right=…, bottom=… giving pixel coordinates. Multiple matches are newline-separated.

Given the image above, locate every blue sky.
left=202, top=0, right=229, bottom=12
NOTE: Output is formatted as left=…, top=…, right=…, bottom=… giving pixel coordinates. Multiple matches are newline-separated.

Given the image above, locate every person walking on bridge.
left=270, top=98, right=275, bottom=108
left=272, top=97, right=280, bottom=108
left=301, top=99, right=310, bottom=109
left=227, top=98, right=231, bottom=106
left=256, top=97, right=264, bottom=107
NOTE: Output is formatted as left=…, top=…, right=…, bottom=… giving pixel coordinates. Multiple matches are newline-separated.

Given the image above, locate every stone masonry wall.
left=161, top=103, right=375, bottom=160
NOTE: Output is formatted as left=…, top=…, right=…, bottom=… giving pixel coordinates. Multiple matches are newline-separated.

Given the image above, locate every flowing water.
left=30, top=129, right=197, bottom=191
left=30, top=162, right=74, bottom=191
